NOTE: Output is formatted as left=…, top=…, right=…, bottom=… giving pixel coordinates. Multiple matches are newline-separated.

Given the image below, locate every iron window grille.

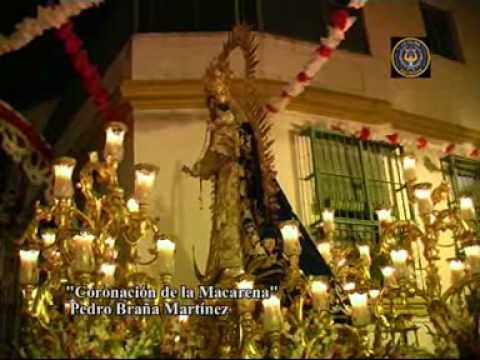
left=441, top=155, right=480, bottom=238
left=295, top=128, right=426, bottom=288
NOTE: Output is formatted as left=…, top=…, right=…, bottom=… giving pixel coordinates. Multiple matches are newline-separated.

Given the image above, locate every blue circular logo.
left=391, top=38, right=431, bottom=78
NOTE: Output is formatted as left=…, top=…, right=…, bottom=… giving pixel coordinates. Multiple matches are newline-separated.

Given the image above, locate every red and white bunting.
left=264, top=0, right=368, bottom=115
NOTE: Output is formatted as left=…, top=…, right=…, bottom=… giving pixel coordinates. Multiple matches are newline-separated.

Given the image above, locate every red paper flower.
left=330, top=9, right=350, bottom=31
left=316, top=45, right=333, bottom=58
left=386, top=133, right=400, bottom=145
left=359, top=127, right=371, bottom=141
left=444, top=143, right=456, bottom=154
left=416, top=137, right=428, bottom=150
left=470, top=148, right=480, bottom=158
left=296, top=72, right=312, bottom=83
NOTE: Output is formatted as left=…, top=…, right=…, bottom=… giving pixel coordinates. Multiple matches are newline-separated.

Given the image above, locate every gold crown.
left=203, top=56, right=233, bottom=103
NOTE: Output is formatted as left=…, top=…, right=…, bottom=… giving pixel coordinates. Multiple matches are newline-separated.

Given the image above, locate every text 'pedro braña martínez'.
left=67, top=285, right=272, bottom=317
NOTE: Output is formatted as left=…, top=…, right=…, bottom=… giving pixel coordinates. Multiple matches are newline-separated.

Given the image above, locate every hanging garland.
left=324, top=119, right=480, bottom=162
left=264, top=0, right=368, bottom=114
left=0, top=0, right=104, bottom=57
left=55, top=21, right=132, bottom=125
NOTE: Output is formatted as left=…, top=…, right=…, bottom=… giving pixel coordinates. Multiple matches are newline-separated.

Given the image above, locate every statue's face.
left=217, top=109, right=235, bottom=125
left=244, top=223, right=255, bottom=236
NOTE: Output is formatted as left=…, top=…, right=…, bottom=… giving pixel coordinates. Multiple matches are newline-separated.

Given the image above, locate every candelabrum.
left=15, top=130, right=479, bottom=359
left=16, top=122, right=179, bottom=358
left=311, top=154, right=480, bottom=359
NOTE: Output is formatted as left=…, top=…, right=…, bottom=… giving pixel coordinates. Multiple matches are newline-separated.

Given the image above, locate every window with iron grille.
left=294, top=128, right=426, bottom=286
left=295, top=128, right=412, bottom=242
left=441, top=155, right=480, bottom=229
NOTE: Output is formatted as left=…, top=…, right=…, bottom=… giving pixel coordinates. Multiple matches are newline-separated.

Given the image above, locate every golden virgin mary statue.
left=182, top=25, right=286, bottom=286
left=182, top=60, right=246, bottom=285
left=183, top=25, right=330, bottom=288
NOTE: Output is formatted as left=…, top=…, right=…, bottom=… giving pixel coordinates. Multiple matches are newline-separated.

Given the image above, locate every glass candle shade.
left=414, top=184, right=433, bottom=215
left=262, top=295, right=282, bottom=332
left=100, top=263, right=116, bottom=287
left=72, top=232, right=95, bottom=273
left=104, top=122, right=128, bottom=162
left=460, top=197, right=476, bottom=222
left=349, top=292, right=371, bottom=327
left=390, top=249, right=409, bottom=278
left=156, top=238, right=175, bottom=275
left=449, top=259, right=465, bottom=284
left=322, top=209, right=336, bottom=233
left=19, top=249, right=40, bottom=285
left=280, top=221, right=300, bottom=256
left=317, top=241, right=332, bottom=263
left=41, top=230, right=56, bottom=248
left=402, top=156, right=417, bottom=183
left=310, top=279, right=329, bottom=311
left=53, top=157, right=76, bottom=198
left=381, top=266, right=396, bottom=287
left=134, top=164, right=159, bottom=204
left=464, top=245, right=480, bottom=274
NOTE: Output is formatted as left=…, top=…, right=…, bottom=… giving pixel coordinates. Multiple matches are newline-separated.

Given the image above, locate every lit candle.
left=156, top=238, right=175, bottom=275
left=449, top=259, right=465, bottom=284
left=402, top=156, right=417, bottom=183
left=179, top=314, right=189, bottom=323
left=414, top=184, right=433, bottom=215
left=104, top=122, right=128, bottom=162
left=237, top=280, right=255, bottom=313
left=381, top=266, right=396, bottom=287
left=237, top=280, right=254, bottom=290
left=41, top=230, right=56, bottom=248
left=72, top=232, right=95, bottom=273
left=357, top=244, right=371, bottom=266
left=105, top=237, right=116, bottom=249
left=100, top=263, right=116, bottom=286
left=52, top=157, right=76, bottom=198
left=390, top=249, right=409, bottom=277
left=310, top=279, right=329, bottom=311
left=262, top=295, right=282, bottom=332
left=127, top=198, right=140, bottom=213
left=19, top=249, right=40, bottom=285
left=322, top=209, right=336, bottom=233
left=376, top=208, right=392, bottom=231
left=343, top=282, right=356, bottom=292
left=368, top=289, right=380, bottom=300
left=460, top=197, right=476, bottom=221
left=464, top=245, right=480, bottom=274
left=349, top=292, right=371, bottom=326
left=134, top=164, right=159, bottom=204
left=317, top=241, right=332, bottom=263
left=280, top=221, right=300, bottom=256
